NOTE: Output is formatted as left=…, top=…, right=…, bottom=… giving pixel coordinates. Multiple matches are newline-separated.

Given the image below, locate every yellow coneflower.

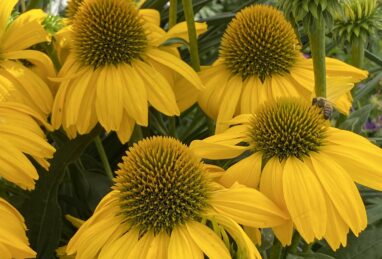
left=0, top=102, right=55, bottom=190
left=0, top=0, right=54, bottom=118
left=66, top=136, right=289, bottom=258
left=52, top=0, right=204, bottom=143
left=198, top=5, right=368, bottom=133
left=0, top=198, right=36, bottom=259
left=190, top=97, right=382, bottom=250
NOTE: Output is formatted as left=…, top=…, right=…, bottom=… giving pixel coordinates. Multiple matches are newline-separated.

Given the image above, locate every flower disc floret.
left=114, top=136, right=210, bottom=237
left=66, top=0, right=84, bottom=18
left=249, top=98, right=328, bottom=160
left=72, top=0, right=147, bottom=68
left=220, top=5, right=300, bottom=81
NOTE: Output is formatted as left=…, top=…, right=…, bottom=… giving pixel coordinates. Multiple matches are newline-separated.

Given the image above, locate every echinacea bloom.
left=52, top=0, right=203, bottom=143
left=67, top=136, right=289, bottom=258
left=0, top=0, right=55, bottom=117
left=198, top=5, right=368, bottom=133
left=190, top=97, right=382, bottom=250
left=0, top=102, right=55, bottom=190
left=0, top=198, right=36, bottom=259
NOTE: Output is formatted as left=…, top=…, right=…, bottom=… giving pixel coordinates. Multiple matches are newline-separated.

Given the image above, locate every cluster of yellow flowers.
left=0, top=0, right=381, bottom=258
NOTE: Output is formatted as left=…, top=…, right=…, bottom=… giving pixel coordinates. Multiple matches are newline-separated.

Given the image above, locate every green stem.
left=351, top=39, right=365, bottom=68
left=94, top=136, right=114, bottom=180
left=169, top=0, right=178, bottom=29
left=26, top=0, right=41, bottom=10
left=302, top=242, right=313, bottom=253
left=270, top=239, right=283, bottom=259
left=20, top=0, right=26, bottom=12
left=287, top=232, right=301, bottom=254
left=181, top=0, right=201, bottom=71
left=308, top=16, right=327, bottom=98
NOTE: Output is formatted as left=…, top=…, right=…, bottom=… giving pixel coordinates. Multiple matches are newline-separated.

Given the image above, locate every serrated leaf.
left=21, top=126, right=101, bottom=258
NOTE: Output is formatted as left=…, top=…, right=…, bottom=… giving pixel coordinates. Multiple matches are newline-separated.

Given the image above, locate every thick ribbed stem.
left=351, top=39, right=365, bottom=68
left=94, top=136, right=113, bottom=180
left=181, top=0, right=200, bottom=71
left=169, top=0, right=178, bottom=29
left=308, top=17, right=327, bottom=98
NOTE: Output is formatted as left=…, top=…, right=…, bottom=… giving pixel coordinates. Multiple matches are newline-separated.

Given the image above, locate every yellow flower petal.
left=283, top=157, right=327, bottom=243
left=309, top=152, right=367, bottom=235
left=1, top=9, right=50, bottom=53
left=147, top=232, right=170, bottom=259
left=0, top=0, right=17, bottom=36
left=146, top=48, right=203, bottom=90
left=168, top=225, right=203, bottom=259
left=324, top=127, right=382, bottom=190
left=190, top=140, right=248, bottom=160
left=139, top=9, right=160, bottom=26
left=323, top=197, right=349, bottom=251
left=166, top=21, right=207, bottom=42
left=207, top=213, right=262, bottom=259
left=134, top=60, right=180, bottom=116
left=120, top=64, right=148, bottom=126
left=211, top=184, right=289, bottom=227
left=220, top=152, right=262, bottom=188
left=186, top=221, right=231, bottom=259
left=215, top=75, right=243, bottom=133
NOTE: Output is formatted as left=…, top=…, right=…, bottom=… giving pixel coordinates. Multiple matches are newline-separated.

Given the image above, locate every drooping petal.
left=323, top=197, right=349, bottom=251
left=198, top=65, right=232, bottom=119
left=146, top=232, right=170, bottom=259
left=186, top=221, right=231, bottom=259
left=215, top=75, right=243, bottom=133
left=324, top=127, right=382, bottom=190
left=309, top=152, right=367, bottom=235
left=207, top=213, right=262, bottom=259
left=168, top=225, right=203, bottom=259
left=283, top=157, right=327, bottom=243
left=120, top=63, right=148, bottom=126
left=134, top=60, right=179, bottom=116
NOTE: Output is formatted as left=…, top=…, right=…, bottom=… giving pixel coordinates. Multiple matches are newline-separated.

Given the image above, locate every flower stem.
left=169, top=0, right=178, bottom=29
left=351, top=39, right=365, bottom=68
left=20, top=0, right=26, bottom=12
left=308, top=16, right=327, bottom=98
left=94, top=135, right=114, bottom=181
left=181, top=0, right=201, bottom=71
left=270, top=239, right=283, bottom=259
left=287, top=232, right=301, bottom=254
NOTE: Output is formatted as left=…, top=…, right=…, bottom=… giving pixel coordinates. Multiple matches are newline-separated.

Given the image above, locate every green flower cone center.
left=249, top=98, right=328, bottom=160
left=72, top=0, right=147, bottom=68
left=114, top=136, right=210, bottom=237
left=220, top=5, right=300, bottom=82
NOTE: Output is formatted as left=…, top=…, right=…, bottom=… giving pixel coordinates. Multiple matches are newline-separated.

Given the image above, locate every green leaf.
left=21, top=126, right=101, bottom=258
left=366, top=198, right=382, bottom=225
left=354, top=72, right=382, bottom=100
left=339, top=104, right=374, bottom=133
left=365, top=50, right=382, bottom=67
left=324, top=227, right=382, bottom=259
left=287, top=252, right=336, bottom=259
